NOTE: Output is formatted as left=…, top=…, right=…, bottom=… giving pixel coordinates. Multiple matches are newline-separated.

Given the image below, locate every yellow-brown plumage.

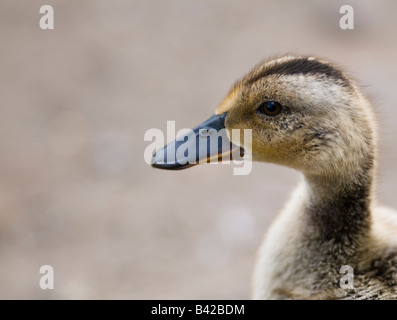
left=153, top=55, right=397, bottom=299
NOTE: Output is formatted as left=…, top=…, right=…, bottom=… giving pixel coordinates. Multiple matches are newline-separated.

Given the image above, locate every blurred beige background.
left=1, top=0, right=397, bottom=299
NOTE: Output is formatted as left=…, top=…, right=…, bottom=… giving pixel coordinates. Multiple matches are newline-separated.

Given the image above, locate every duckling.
left=152, top=55, right=397, bottom=299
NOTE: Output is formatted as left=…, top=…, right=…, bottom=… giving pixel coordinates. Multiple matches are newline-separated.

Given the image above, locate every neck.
left=303, top=169, right=373, bottom=244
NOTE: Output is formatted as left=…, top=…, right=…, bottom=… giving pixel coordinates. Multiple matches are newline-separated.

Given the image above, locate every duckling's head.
left=153, top=55, right=376, bottom=184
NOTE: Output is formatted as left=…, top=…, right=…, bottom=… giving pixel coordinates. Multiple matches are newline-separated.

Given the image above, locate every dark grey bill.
left=151, top=113, right=242, bottom=170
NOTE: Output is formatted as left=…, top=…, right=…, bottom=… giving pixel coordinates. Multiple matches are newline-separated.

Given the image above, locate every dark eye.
left=257, top=101, right=282, bottom=116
